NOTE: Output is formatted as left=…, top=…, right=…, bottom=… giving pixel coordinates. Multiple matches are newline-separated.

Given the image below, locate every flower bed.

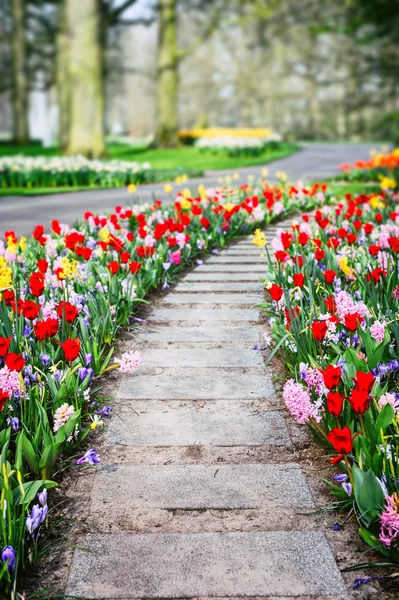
left=195, top=134, right=282, bottom=157
left=0, top=178, right=332, bottom=596
left=0, top=156, right=151, bottom=190
left=179, top=127, right=281, bottom=154
left=259, top=186, right=399, bottom=566
left=339, top=148, right=399, bottom=188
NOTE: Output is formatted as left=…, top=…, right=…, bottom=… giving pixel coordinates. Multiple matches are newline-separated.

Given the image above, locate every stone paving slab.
left=205, top=255, right=265, bottom=263
left=91, top=464, right=314, bottom=511
left=66, top=531, right=347, bottom=598
left=164, top=292, right=261, bottom=304
left=220, top=248, right=263, bottom=255
left=150, top=308, right=259, bottom=321
left=107, top=406, right=289, bottom=446
left=117, top=374, right=275, bottom=400
left=174, top=281, right=262, bottom=292
left=136, top=325, right=261, bottom=343
left=184, top=272, right=264, bottom=281
left=140, top=348, right=264, bottom=368
left=196, top=264, right=266, bottom=273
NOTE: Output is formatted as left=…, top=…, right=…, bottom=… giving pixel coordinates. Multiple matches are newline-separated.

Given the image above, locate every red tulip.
left=57, top=301, right=80, bottom=323
left=353, top=371, right=374, bottom=393
left=297, top=232, right=309, bottom=246
left=311, top=320, right=328, bottom=341
left=322, top=365, right=341, bottom=390
left=293, top=273, right=305, bottom=288
left=0, top=336, right=12, bottom=357
left=0, top=389, right=9, bottom=412
left=344, top=313, right=362, bottom=331
left=5, top=353, right=26, bottom=372
left=29, top=272, right=45, bottom=297
left=22, top=301, right=41, bottom=321
left=326, top=391, right=344, bottom=416
left=274, top=251, right=288, bottom=262
left=315, top=249, right=325, bottom=261
left=129, top=261, right=142, bottom=274
left=37, top=260, right=48, bottom=273
left=200, top=217, right=210, bottom=229
left=348, top=390, right=370, bottom=414
left=267, top=284, right=284, bottom=302
left=328, top=426, right=353, bottom=454
left=323, top=270, right=336, bottom=284
left=59, top=338, right=81, bottom=362
left=108, top=261, right=120, bottom=275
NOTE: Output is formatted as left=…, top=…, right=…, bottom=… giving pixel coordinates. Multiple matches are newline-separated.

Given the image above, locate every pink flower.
left=115, top=350, right=142, bottom=373
left=378, top=393, right=399, bottom=414
left=370, top=320, right=386, bottom=344
left=170, top=251, right=181, bottom=265
left=379, top=493, right=399, bottom=548
left=304, top=368, right=324, bottom=394
left=53, top=403, right=75, bottom=432
left=283, top=379, right=321, bottom=424
left=0, top=367, right=21, bottom=397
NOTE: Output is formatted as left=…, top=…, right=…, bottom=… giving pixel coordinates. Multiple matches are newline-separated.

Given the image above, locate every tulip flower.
left=293, top=273, right=305, bottom=288
left=326, top=391, right=344, bottom=416
left=344, top=313, right=362, bottom=331
left=323, top=270, right=336, bottom=284
left=267, top=284, right=284, bottom=302
left=311, top=320, right=328, bottom=341
left=328, top=426, right=353, bottom=455
left=348, top=390, right=370, bottom=414
left=353, top=371, right=374, bottom=393
left=0, top=336, right=11, bottom=357
left=5, top=353, right=26, bottom=372
left=322, top=365, right=341, bottom=389
left=59, top=338, right=81, bottom=362
left=57, top=301, right=80, bottom=323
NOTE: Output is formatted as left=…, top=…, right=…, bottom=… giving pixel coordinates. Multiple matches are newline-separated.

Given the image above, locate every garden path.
left=65, top=219, right=349, bottom=599
left=0, top=142, right=375, bottom=235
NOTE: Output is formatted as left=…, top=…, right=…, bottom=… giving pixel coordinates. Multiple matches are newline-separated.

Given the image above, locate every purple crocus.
left=76, top=449, right=100, bottom=466
left=1, top=546, right=16, bottom=571
left=85, top=353, right=93, bottom=367
left=96, top=406, right=112, bottom=418
left=342, top=482, right=352, bottom=496
left=40, top=353, right=51, bottom=367
left=332, top=473, right=347, bottom=483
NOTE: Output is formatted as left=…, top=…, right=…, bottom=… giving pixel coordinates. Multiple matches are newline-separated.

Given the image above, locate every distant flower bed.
left=339, top=148, right=399, bottom=188
left=0, top=178, right=331, bottom=596
left=0, top=155, right=151, bottom=190
left=179, top=127, right=282, bottom=155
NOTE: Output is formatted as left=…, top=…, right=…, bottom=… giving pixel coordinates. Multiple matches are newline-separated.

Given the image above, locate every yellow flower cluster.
left=179, top=128, right=275, bottom=140
left=0, top=256, right=12, bottom=291
left=179, top=197, right=192, bottom=210
left=369, top=195, right=385, bottom=209
left=252, top=228, right=267, bottom=248
left=59, top=257, right=77, bottom=280
left=175, top=174, right=188, bottom=185
left=338, top=256, right=351, bottom=276
left=379, top=176, right=397, bottom=190
left=98, top=227, right=111, bottom=243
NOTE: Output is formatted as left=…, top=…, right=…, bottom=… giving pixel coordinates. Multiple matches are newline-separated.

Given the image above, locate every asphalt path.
left=0, top=142, right=376, bottom=236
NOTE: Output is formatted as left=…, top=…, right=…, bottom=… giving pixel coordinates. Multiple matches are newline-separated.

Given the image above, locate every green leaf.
left=13, top=478, right=57, bottom=506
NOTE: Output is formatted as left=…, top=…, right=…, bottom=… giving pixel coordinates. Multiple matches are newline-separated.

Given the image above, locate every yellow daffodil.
left=379, top=176, right=396, bottom=190
left=98, top=227, right=111, bottom=243
left=261, top=168, right=269, bottom=177
left=338, top=256, right=351, bottom=276
left=127, top=183, right=137, bottom=194
left=179, top=198, right=191, bottom=210
left=369, top=195, right=385, bottom=209
left=276, top=171, right=287, bottom=181
left=233, top=173, right=239, bottom=180
left=182, top=188, right=191, bottom=199
left=164, top=183, right=173, bottom=193
left=252, top=228, right=267, bottom=248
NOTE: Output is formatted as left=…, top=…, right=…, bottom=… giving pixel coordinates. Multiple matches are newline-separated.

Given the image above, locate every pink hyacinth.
left=283, top=379, right=321, bottom=424
left=0, top=367, right=21, bottom=397
left=378, top=393, right=398, bottom=413
left=370, top=320, right=386, bottom=344
left=304, top=368, right=324, bottom=395
left=115, top=350, right=142, bottom=373
left=379, top=493, right=399, bottom=548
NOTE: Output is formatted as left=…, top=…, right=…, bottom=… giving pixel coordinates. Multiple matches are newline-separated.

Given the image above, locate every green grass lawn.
left=0, top=141, right=299, bottom=172
left=326, top=182, right=381, bottom=196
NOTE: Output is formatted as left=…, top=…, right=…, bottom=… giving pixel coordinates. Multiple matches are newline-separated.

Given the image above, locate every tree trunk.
left=56, top=0, right=70, bottom=151
left=11, top=0, right=29, bottom=145
left=156, top=0, right=179, bottom=148
left=65, top=0, right=106, bottom=158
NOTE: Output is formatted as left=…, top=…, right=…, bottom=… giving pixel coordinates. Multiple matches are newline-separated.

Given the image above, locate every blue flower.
left=1, top=546, right=16, bottom=571
left=76, top=449, right=100, bottom=466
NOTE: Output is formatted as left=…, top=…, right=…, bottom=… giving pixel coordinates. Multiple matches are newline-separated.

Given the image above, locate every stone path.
left=65, top=220, right=349, bottom=599
left=0, top=142, right=376, bottom=235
